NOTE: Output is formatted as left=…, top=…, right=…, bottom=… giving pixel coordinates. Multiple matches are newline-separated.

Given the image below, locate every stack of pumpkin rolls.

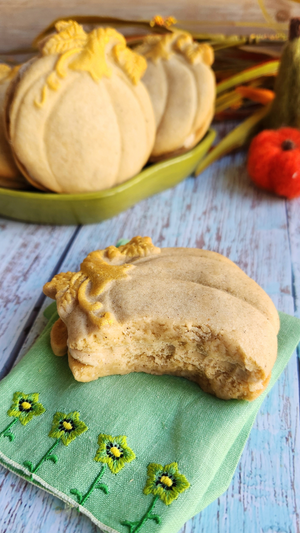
left=0, top=20, right=216, bottom=193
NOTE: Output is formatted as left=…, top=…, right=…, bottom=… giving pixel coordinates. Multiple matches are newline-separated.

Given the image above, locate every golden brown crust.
left=68, top=351, right=98, bottom=382
left=50, top=318, right=68, bottom=356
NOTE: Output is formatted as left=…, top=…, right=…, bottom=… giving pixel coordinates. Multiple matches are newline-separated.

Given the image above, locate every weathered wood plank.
left=1, top=0, right=300, bottom=53
left=0, top=467, right=98, bottom=533
left=287, top=197, right=300, bottom=319
left=0, top=147, right=298, bottom=533
left=0, top=220, right=77, bottom=378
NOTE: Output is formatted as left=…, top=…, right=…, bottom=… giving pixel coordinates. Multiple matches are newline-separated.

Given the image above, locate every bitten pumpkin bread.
left=6, top=21, right=155, bottom=193
left=44, top=237, right=279, bottom=401
left=135, top=32, right=215, bottom=159
left=0, top=65, right=25, bottom=189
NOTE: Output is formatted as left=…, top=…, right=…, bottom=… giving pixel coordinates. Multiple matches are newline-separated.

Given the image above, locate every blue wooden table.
left=0, top=141, right=299, bottom=533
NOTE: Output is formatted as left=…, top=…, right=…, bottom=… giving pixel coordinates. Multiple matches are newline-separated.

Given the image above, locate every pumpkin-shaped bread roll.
left=44, top=236, right=279, bottom=401
left=0, top=65, right=25, bottom=188
left=7, top=21, right=155, bottom=193
left=135, top=33, right=215, bottom=159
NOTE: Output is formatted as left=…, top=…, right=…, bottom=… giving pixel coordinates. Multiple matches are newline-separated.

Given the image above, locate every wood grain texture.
left=287, top=198, right=300, bottom=319
left=0, top=221, right=77, bottom=378
left=0, top=143, right=299, bottom=532
left=1, top=0, right=300, bottom=53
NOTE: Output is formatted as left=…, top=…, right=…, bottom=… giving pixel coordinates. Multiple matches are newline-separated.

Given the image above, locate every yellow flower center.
left=63, top=421, right=73, bottom=431
left=21, top=401, right=31, bottom=410
left=110, top=446, right=121, bottom=458
left=161, top=475, right=173, bottom=488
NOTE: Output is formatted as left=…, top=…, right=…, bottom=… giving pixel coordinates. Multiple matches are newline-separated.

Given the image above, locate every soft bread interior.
left=67, top=314, right=273, bottom=401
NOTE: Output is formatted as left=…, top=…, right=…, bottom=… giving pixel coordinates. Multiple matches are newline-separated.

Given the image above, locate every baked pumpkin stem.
left=281, top=139, right=295, bottom=151
left=289, top=18, right=300, bottom=40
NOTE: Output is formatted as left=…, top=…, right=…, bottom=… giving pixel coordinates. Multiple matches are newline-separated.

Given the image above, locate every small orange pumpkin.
left=247, top=127, right=300, bottom=198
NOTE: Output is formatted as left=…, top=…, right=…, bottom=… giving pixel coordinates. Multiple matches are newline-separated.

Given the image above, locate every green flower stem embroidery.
left=0, top=418, right=18, bottom=442
left=70, top=433, right=135, bottom=507
left=23, top=411, right=88, bottom=477
left=122, top=495, right=161, bottom=533
left=122, top=462, right=190, bottom=533
left=0, top=392, right=45, bottom=442
left=70, top=464, right=109, bottom=505
left=24, top=439, right=60, bottom=475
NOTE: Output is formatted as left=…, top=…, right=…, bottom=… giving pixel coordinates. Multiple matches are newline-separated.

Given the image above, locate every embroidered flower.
left=143, top=462, right=190, bottom=505
left=70, top=432, right=135, bottom=506
left=94, top=433, right=135, bottom=474
left=48, top=411, right=88, bottom=446
left=7, top=392, right=45, bottom=426
left=122, top=461, right=189, bottom=531
left=23, top=410, right=88, bottom=477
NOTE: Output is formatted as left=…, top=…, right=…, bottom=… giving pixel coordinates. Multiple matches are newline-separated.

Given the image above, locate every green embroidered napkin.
left=0, top=304, right=299, bottom=533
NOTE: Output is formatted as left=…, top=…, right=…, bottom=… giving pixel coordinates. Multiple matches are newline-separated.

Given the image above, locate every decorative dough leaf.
left=42, top=20, right=87, bottom=56
left=113, top=44, right=147, bottom=85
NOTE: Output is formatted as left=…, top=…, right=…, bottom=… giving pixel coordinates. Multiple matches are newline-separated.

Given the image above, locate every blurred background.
left=1, top=0, right=300, bottom=54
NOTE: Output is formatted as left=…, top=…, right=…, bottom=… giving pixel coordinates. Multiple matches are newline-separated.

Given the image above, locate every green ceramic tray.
left=0, top=129, right=215, bottom=225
